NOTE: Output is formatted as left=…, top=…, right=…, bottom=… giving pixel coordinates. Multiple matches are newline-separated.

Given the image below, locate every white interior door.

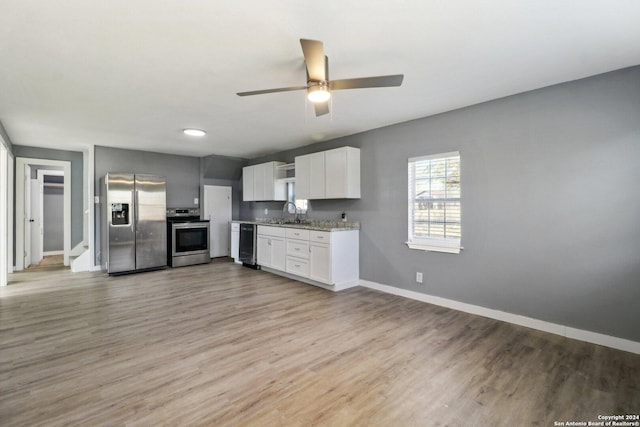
left=203, top=185, right=232, bottom=258
left=30, top=179, right=43, bottom=265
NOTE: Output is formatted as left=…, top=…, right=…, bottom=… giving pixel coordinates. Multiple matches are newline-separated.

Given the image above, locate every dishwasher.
left=239, top=223, right=259, bottom=269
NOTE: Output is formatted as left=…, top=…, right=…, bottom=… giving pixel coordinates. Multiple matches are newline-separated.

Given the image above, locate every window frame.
left=407, top=151, right=462, bottom=254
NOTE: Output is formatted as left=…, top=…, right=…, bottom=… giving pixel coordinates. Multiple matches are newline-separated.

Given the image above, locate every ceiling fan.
left=236, top=39, right=404, bottom=116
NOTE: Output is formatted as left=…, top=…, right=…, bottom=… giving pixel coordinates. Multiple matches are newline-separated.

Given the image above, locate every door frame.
left=15, top=157, right=71, bottom=270
left=203, top=185, right=232, bottom=257
left=0, top=144, right=11, bottom=286
left=37, top=169, right=65, bottom=257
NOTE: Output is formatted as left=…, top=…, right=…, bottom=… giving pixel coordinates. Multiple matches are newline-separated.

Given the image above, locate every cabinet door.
left=253, top=163, right=266, bottom=201
left=242, top=166, right=254, bottom=201
left=325, top=148, right=347, bottom=198
left=271, top=237, right=286, bottom=271
left=231, top=230, right=239, bottom=261
left=264, top=162, right=275, bottom=201
left=325, top=147, right=360, bottom=198
left=309, top=152, right=325, bottom=199
left=256, top=235, right=271, bottom=267
left=294, top=154, right=311, bottom=199
left=309, top=243, right=331, bottom=284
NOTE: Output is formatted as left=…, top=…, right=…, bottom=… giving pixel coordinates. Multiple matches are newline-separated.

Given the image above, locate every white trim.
left=0, top=144, right=7, bottom=286
left=87, top=145, right=97, bottom=270
left=359, top=279, right=640, bottom=355
left=8, top=152, right=14, bottom=274
left=70, top=242, right=85, bottom=256
left=15, top=157, right=72, bottom=270
left=408, top=150, right=460, bottom=163
left=37, top=169, right=64, bottom=179
left=43, top=250, right=64, bottom=256
left=406, top=241, right=461, bottom=254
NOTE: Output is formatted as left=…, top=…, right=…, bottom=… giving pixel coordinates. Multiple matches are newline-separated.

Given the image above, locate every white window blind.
left=407, top=151, right=461, bottom=253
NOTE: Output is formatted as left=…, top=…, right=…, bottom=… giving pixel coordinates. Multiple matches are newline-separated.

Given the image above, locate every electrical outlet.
left=416, top=272, right=423, bottom=283
left=194, top=197, right=199, bottom=205
left=264, top=208, right=268, bottom=215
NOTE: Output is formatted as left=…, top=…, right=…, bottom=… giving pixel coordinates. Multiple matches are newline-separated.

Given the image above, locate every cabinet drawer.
left=286, top=239, right=309, bottom=259
left=286, top=256, right=309, bottom=277
left=258, top=225, right=286, bottom=237
left=286, top=228, right=310, bottom=240
left=309, top=230, right=331, bottom=243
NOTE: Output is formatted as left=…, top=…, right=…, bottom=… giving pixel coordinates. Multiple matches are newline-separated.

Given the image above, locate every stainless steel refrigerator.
left=101, top=173, right=167, bottom=274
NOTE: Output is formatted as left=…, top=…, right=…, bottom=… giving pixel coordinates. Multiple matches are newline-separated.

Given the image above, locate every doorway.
left=15, top=157, right=71, bottom=271
left=203, top=185, right=232, bottom=258
left=28, top=169, right=65, bottom=269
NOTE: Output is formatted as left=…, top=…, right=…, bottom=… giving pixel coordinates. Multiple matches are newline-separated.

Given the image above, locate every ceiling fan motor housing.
left=307, top=81, right=330, bottom=103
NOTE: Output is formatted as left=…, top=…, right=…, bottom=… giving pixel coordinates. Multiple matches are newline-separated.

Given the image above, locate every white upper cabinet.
left=294, top=147, right=360, bottom=200
left=243, top=161, right=287, bottom=201
left=325, top=147, right=360, bottom=199
left=242, top=165, right=254, bottom=201
left=295, top=151, right=325, bottom=200
left=294, top=154, right=310, bottom=200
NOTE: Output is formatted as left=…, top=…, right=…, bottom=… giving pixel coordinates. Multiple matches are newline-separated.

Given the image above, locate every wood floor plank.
left=1, top=259, right=638, bottom=426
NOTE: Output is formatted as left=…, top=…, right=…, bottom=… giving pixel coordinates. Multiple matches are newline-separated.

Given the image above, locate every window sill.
left=406, top=242, right=462, bottom=254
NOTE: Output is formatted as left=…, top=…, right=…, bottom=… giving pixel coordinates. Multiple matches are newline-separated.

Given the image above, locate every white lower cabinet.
left=309, top=242, right=331, bottom=283
left=257, top=226, right=286, bottom=272
left=231, top=223, right=240, bottom=263
left=257, top=235, right=271, bottom=267
left=270, top=237, right=286, bottom=271
left=286, top=256, right=309, bottom=277
left=285, top=228, right=310, bottom=278
left=257, top=225, right=359, bottom=290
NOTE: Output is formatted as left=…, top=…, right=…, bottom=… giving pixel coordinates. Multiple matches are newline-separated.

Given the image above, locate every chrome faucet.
left=283, top=201, right=298, bottom=223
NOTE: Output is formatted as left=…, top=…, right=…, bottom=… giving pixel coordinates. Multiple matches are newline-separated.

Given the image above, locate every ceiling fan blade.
left=236, top=86, right=307, bottom=97
left=300, top=39, right=326, bottom=82
left=314, top=100, right=330, bottom=117
left=330, top=74, right=404, bottom=90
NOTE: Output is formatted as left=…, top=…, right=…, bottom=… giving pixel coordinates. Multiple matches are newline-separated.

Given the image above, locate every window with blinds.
left=407, top=151, right=461, bottom=253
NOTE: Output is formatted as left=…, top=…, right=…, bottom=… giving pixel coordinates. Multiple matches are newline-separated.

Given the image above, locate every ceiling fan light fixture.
left=183, top=128, right=206, bottom=137
left=307, top=84, right=330, bottom=103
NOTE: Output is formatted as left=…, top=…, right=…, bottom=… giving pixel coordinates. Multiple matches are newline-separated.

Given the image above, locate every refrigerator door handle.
left=134, top=190, right=139, bottom=235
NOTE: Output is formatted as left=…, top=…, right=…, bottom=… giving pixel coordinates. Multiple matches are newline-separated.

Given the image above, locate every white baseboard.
left=43, top=250, right=64, bottom=256
left=359, top=279, right=640, bottom=355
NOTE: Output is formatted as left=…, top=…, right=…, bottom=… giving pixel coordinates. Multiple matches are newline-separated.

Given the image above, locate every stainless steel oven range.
left=166, top=208, right=210, bottom=267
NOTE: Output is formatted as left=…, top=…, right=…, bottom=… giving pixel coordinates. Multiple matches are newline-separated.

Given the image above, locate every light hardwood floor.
left=1, top=259, right=638, bottom=426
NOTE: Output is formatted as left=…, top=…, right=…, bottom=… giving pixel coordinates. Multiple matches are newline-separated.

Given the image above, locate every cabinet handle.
left=317, top=236, right=324, bottom=239
left=294, top=264, right=300, bottom=268
left=295, top=247, right=300, bottom=251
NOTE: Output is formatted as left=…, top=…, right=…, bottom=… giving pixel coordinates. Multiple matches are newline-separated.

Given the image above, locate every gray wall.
left=242, top=66, right=640, bottom=342
left=95, top=145, right=201, bottom=207
left=94, top=145, right=201, bottom=264
left=43, top=185, right=64, bottom=252
left=13, top=145, right=84, bottom=249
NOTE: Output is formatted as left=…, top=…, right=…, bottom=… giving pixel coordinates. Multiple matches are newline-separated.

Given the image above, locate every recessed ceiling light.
left=183, top=129, right=206, bottom=137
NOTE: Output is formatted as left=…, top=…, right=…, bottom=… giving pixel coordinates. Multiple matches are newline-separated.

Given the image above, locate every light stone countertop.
left=231, top=219, right=359, bottom=232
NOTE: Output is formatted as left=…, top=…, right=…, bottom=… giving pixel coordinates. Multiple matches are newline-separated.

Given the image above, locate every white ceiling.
left=1, top=1, right=639, bottom=159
